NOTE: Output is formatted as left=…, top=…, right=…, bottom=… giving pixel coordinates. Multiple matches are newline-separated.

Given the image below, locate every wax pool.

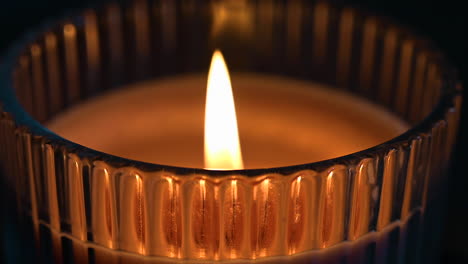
left=46, top=74, right=409, bottom=169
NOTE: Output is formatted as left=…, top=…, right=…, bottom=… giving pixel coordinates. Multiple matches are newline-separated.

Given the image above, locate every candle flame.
left=204, top=50, right=244, bottom=170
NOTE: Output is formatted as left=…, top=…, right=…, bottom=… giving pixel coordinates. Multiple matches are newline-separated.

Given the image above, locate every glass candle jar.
left=0, top=0, right=462, bottom=263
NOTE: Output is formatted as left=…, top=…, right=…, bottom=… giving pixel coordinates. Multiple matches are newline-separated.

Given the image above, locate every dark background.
left=0, top=0, right=466, bottom=263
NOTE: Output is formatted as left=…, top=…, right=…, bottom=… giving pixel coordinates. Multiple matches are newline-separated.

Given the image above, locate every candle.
left=36, top=51, right=413, bottom=263
left=47, top=51, right=408, bottom=170
left=0, top=1, right=459, bottom=263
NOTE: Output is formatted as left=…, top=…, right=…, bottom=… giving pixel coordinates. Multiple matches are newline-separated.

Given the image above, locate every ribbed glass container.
left=0, top=0, right=462, bottom=263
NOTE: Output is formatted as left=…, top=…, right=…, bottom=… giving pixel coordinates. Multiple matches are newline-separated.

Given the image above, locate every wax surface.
left=46, top=74, right=409, bottom=169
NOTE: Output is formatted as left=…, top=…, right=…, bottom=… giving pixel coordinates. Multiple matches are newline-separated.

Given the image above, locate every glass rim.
left=0, top=1, right=462, bottom=177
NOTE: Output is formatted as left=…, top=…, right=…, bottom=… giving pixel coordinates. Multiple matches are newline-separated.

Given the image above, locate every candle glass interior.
left=46, top=74, right=410, bottom=168
left=0, top=0, right=461, bottom=263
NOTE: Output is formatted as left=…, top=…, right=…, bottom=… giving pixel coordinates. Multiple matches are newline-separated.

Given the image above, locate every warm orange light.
left=204, top=50, right=244, bottom=170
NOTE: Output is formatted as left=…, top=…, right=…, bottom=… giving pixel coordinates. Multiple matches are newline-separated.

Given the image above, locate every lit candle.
left=0, top=0, right=458, bottom=263
left=42, top=51, right=414, bottom=263
left=42, top=51, right=412, bottom=262
left=47, top=51, right=408, bottom=170
left=41, top=50, right=413, bottom=263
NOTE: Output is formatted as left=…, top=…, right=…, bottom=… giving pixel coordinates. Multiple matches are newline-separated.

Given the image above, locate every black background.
left=0, top=0, right=466, bottom=263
